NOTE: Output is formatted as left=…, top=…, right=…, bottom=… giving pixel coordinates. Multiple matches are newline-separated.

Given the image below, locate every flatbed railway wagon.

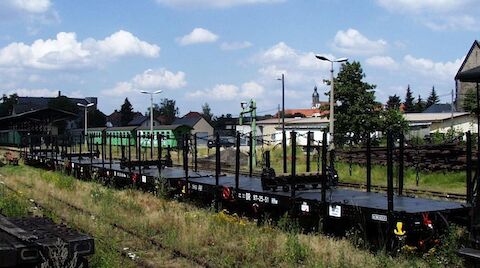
left=23, top=131, right=474, bottom=251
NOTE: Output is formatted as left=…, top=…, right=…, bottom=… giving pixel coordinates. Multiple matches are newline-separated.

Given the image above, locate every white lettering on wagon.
left=371, top=214, right=387, bottom=222
left=301, top=202, right=310, bottom=212
left=329, top=205, right=342, bottom=218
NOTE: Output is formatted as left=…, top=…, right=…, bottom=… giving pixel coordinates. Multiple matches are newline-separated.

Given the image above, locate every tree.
left=201, top=102, right=213, bottom=123
left=386, top=95, right=401, bottom=110
left=415, top=95, right=426, bottom=112
left=158, top=98, right=178, bottom=124
left=0, top=93, right=18, bottom=116
left=48, top=96, right=78, bottom=114
left=403, top=85, right=415, bottom=112
left=426, top=86, right=439, bottom=108
left=333, top=61, right=381, bottom=145
left=463, top=88, right=477, bottom=113
left=87, top=109, right=107, bottom=127
left=47, top=96, right=79, bottom=134
left=120, top=98, right=134, bottom=126
left=382, top=109, right=409, bottom=139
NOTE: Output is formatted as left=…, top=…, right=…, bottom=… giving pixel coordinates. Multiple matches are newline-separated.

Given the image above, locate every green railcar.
left=87, top=127, right=106, bottom=144
left=0, top=130, right=22, bottom=146
left=137, top=124, right=192, bottom=148
left=105, top=126, right=137, bottom=146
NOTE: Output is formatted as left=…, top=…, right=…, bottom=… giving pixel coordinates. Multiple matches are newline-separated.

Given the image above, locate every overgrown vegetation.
left=1, top=164, right=461, bottom=267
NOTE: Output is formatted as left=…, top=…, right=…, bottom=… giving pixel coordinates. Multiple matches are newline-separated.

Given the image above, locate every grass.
left=0, top=163, right=466, bottom=267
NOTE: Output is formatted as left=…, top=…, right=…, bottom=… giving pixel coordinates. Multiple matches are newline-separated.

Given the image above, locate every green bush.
left=0, top=190, right=30, bottom=217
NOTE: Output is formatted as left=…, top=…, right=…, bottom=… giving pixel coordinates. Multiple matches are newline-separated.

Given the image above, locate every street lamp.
left=77, top=102, right=95, bottom=145
left=140, top=90, right=162, bottom=135
left=314, top=55, right=347, bottom=150
left=276, top=74, right=287, bottom=173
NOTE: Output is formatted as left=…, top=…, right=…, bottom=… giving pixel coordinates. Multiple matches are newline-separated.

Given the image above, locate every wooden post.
left=291, top=131, right=296, bottom=198
left=366, top=134, right=372, bottom=192
left=467, top=131, right=473, bottom=204
left=306, top=131, right=311, bottom=173
left=398, top=133, right=404, bottom=196
left=235, top=132, right=240, bottom=190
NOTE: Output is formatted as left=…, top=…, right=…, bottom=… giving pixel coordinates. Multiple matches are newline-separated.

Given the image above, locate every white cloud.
left=220, top=41, right=252, bottom=50
left=102, top=68, right=187, bottom=96
left=186, top=81, right=265, bottom=101
left=132, top=69, right=187, bottom=90
left=5, top=0, right=52, bottom=13
left=260, top=42, right=296, bottom=62
left=0, top=30, right=160, bottom=70
left=84, top=30, right=160, bottom=58
left=423, top=15, right=477, bottom=31
left=403, top=54, right=463, bottom=80
left=156, top=0, right=284, bottom=8
left=332, top=28, right=387, bottom=56
left=376, top=0, right=477, bottom=31
left=188, top=84, right=238, bottom=100
left=240, top=81, right=264, bottom=98
left=177, top=28, right=218, bottom=46
left=255, top=42, right=332, bottom=88
left=376, top=0, right=470, bottom=13
left=366, top=56, right=398, bottom=70
left=8, top=88, right=58, bottom=97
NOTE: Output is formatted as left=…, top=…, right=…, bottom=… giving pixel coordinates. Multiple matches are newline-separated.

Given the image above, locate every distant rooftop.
left=422, top=103, right=455, bottom=113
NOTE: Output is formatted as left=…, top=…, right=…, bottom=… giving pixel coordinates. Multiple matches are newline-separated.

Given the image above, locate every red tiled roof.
left=276, top=109, right=329, bottom=118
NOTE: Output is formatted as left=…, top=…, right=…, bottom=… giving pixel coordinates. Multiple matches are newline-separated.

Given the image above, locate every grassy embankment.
left=0, top=163, right=464, bottom=267
left=0, top=163, right=465, bottom=267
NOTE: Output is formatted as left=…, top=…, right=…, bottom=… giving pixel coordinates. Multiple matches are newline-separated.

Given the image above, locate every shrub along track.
left=0, top=171, right=209, bottom=268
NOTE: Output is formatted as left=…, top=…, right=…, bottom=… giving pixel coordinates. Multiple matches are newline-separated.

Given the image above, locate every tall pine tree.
left=403, top=85, right=415, bottom=112
left=120, top=98, right=134, bottom=126
left=386, top=95, right=401, bottom=110
left=415, top=95, right=426, bottom=112
left=426, top=86, right=439, bottom=108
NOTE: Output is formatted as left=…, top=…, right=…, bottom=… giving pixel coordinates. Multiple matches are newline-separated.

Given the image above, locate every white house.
left=405, top=112, right=477, bottom=139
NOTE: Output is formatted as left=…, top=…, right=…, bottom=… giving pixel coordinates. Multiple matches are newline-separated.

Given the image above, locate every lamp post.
left=140, top=90, right=162, bottom=135
left=277, top=74, right=287, bottom=173
left=77, top=102, right=95, bottom=146
left=314, top=55, right=347, bottom=150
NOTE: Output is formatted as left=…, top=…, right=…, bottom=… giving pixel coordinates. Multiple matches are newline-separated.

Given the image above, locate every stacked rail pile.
left=337, top=144, right=472, bottom=171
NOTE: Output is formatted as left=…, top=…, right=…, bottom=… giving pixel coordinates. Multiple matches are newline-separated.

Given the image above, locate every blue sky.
left=0, top=0, right=478, bottom=116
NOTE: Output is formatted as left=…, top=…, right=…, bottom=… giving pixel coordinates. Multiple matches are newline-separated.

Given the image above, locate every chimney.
left=58, top=91, right=61, bottom=97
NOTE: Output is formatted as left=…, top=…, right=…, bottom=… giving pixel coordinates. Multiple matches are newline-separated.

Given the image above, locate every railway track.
left=0, top=173, right=211, bottom=268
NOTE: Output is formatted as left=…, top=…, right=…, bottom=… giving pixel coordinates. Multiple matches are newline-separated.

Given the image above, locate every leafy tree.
left=415, top=95, right=426, bottom=112
left=386, top=94, right=401, bottom=110
left=158, top=98, right=178, bottom=124
left=381, top=109, right=409, bottom=139
left=87, top=109, right=107, bottom=127
left=333, top=61, right=381, bottom=145
left=463, top=88, right=477, bottom=113
left=403, top=85, right=415, bottom=112
left=0, top=94, right=18, bottom=116
left=48, top=96, right=79, bottom=114
left=120, top=98, right=134, bottom=126
left=47, top=96, right=79, bottom=134
left=426, top=86, right=439, bottom=108
left=202, top=102, right=213, bottom=123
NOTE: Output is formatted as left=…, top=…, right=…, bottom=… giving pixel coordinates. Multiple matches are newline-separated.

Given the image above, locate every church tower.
left=312, top=86, right=320, bottom=109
